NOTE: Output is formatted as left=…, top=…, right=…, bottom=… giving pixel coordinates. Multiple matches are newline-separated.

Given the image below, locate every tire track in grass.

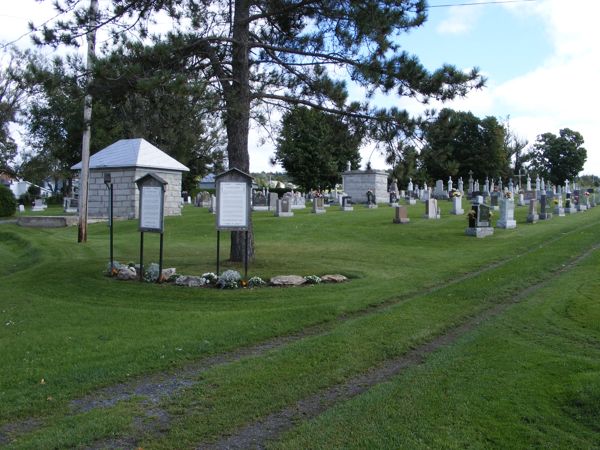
left=200, top=242, right=600, bottom=450
left=0, top=220, right=597, bottom=446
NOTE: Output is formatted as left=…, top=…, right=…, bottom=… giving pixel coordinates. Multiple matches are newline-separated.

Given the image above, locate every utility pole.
left=78, top=0, right=98, bottom=243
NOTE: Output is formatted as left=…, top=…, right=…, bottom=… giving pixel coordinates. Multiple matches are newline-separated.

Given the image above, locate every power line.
left=429, top=0, right=538, bottom=8
left=1, top=6, right=74, bottom=50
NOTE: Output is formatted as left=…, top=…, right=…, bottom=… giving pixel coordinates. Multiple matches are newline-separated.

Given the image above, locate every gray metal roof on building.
left=71, top=138, right=190, bottom=172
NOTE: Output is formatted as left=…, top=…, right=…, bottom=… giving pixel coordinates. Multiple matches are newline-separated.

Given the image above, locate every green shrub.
left=46, top=193, right=64, bottom=205
left=0, top=185, right=17, bottom=217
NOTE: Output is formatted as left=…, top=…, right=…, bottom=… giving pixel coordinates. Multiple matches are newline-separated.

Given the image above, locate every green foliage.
left=420, top=109, right=510, bottom=182
left=0, top=184, right=17, bottom=217
left=527, top=128, right=587, bottom=186
left=275, top=107, right=362, bottom=191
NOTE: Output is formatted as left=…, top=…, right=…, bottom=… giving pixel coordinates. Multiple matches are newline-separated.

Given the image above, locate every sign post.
left=135, top=173, right=167, bottom=283
left=103, top=172, right=114, bottom=271
left=215, top=168, right=253, bottom=280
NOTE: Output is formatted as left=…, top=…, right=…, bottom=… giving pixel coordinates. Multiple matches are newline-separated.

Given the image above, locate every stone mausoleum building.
left=342, top=167, right=388, bottom=204
left=71, top=138, right=189, bottom=219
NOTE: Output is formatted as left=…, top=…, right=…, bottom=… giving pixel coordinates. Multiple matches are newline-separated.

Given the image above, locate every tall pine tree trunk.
left=226, top=0, right=254, bottom=262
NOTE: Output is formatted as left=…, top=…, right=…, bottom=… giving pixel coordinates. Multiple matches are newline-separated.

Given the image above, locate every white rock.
left=269, top=275, right=306, bottom=286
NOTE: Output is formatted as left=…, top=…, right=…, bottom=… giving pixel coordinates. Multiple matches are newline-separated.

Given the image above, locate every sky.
left=1, top=0, right=599, bottom=177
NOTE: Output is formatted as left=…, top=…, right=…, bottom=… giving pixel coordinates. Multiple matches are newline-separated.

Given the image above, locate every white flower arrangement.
left=217, top=270, right=242, bottom=289
left=304, top=275, right=321, bottom=284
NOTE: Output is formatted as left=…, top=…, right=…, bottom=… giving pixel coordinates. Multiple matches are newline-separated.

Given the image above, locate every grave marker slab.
left=393, top=205, right=410, bottom=224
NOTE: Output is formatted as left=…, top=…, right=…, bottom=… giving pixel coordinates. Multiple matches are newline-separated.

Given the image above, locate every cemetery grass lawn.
left=272, top=246, right=600, bottom=450
left=1, top=203, right=599, bottom=447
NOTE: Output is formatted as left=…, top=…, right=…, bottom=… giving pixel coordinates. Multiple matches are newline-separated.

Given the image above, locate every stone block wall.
left=79, top=168, right=184, bottom=219
left=133, top=169, right=183, bottom=217
left=342, top=170, right=388, bottom=204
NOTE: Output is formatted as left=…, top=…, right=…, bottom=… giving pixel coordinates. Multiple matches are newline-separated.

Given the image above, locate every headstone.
left=252, top=190, right=269, bottom=211
left=434, top=179, right=446, bottom=199
left=496, top=197, right=517, bottom=229
left=32, top=198, right=47, bottom=212
left=393, top=205, right=410, bottom=224
left=423, top=199, right=440, bottom=219
left=518, top=192, right=525, bottom=206
left=465, top=201, right=494, bottom=238
left=209, top=194, right=217, bottom=214
left=341, top=195, right=354, bottom=211
left=269, top=192, right=279, bottom=211
left=18, top=204, right=25, bottom=213
left=407, top=177, right=413, bottom=193
left=312, top=197, right=326, bottom=214
left=290, top=192, right=306, bottom=209
left=553, top=194, right=565, bottom=216
left=474, top=180, right=480, bottom=193
left=63, top=197, right=78, bottom=213
left=451, top=194, right=464, bottom=215
left=483, top=177, right=489, bottom=194
left=389, top=191, right=398, bottom=206
left=539, top=194, right=553, bottom=220
left=490, top=192, right=500, bottom=210
left=275, top=198, right=294, bottom=217
left=527, top=198, right=539, bottom=223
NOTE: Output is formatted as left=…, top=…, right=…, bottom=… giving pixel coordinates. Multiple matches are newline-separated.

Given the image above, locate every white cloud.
left=436, top=5, right=482, bottom=35
left=432, top=0, right=600, bottom=175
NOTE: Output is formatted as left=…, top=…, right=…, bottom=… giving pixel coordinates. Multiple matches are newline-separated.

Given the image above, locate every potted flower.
left=467, top=209, right=477, bottom=228
left=504, top=191, right=512, bottom=199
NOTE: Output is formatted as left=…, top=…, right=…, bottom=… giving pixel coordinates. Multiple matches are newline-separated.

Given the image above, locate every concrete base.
left=312, top=209, right=326, bottom=214
left=252, top=206, right=269, bottom=211
left=539, top=212, right=553, bottom=220
left=291, top=204, right=306, bottom=210
left=554, top=207, right=565, bottom=216
left=340, top=206, right=354, bottom=212
left=275, top=212, right=294, bottom=217
left=393, top=218, right=410, bottom=224
left=576, top=205, right=587, bottom=212
left=451, top=209, right=464, bottom=215
left=496, top=220, right=517, bottom=229
left=527, top=214, right=539, bottom=223
left=565, top=207, right=577, bottom=214
left=366, top=204, right=378, bottom=209
left=17, top=216, right=78, bottom=228
left=389, top=202, right=399, bottom=208
left=423, top=214, right=440, bottom=219
left=465, top=227, right=494, bottom=238
left=406, top=199, right=416, bottom=205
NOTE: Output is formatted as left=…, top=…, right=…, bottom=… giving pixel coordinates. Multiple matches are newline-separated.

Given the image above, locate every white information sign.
left=140, top=186, right=163, bottom=231
left=218, top=182, right=248, bottom=229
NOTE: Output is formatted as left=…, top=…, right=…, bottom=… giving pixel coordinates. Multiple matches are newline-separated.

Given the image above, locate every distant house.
left=198, top=173, right=216, bottom=190
left=71, top=138, right=190, bottom=219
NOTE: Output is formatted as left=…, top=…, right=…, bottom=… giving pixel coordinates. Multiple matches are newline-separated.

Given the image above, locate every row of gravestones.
left=390, top=193, right=597, bottom=238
